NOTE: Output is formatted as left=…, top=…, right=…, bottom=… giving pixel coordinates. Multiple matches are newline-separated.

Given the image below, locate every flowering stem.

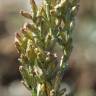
left=15, top=0, right=79, bottom=96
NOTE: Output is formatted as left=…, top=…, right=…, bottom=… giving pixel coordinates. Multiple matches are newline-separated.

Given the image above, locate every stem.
left=45, top=0, right=52, bottom=34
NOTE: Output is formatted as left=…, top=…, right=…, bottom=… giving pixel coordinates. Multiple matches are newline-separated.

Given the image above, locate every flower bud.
left=20, top=10, right=32, bottom=19
left=30, top=0, right=37, bottom=10
left=71, top=6, right=78, bottom=16
left=26, top=23, right=38, bottom=32
left=15, top=41, right=21, bottom=53
left=30, top=0, right=37, bottom=18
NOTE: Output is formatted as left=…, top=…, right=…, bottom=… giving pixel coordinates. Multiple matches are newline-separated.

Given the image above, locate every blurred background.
left=0, top=0, right=96, bottom=96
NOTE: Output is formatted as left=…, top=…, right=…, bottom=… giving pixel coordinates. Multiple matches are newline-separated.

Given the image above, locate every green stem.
left=45, top=0, right=52, bottom=34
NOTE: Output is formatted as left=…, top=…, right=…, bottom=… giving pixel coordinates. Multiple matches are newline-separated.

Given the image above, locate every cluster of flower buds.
left=15, top=0, right=79, bottom=96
